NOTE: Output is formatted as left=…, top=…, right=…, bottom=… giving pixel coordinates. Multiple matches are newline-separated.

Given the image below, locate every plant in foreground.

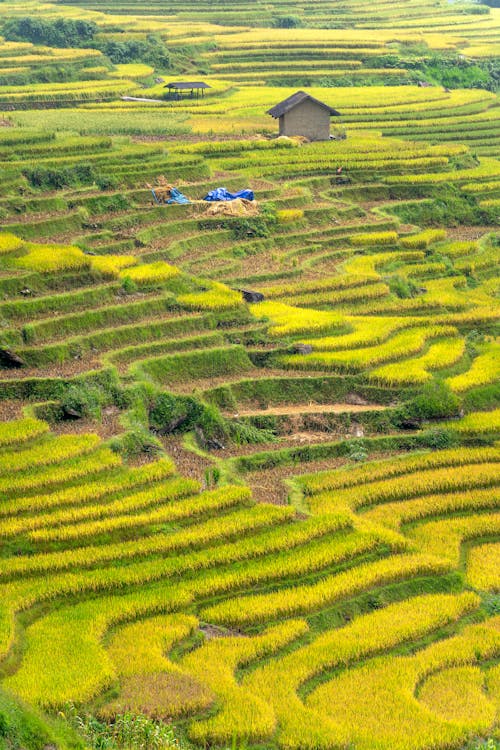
left=64, top=706, right=183, bottom=750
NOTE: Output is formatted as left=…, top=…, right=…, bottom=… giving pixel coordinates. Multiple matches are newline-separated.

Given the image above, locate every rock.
left=62, top=405, right=82, bottom=420
left=238, top=288, right=264, bottom=303
left=352, top=423, right=364, bottom=438
left=0, top=348, right=25, bottom=368
left=294, top=344, right=313, bottom=355
left=156, top=414, right=189, bottom=435
left=195, top=426, right=225, bottom=450
left=345, top=393, right=369, bottom=406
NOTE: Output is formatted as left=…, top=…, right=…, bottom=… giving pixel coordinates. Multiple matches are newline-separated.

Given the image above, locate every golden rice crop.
left=199, top=554, right=452, bottom=626
left=299, top=316, right=422, bottom=351
left=0, top=478, right=198, bottom=536
left=27, top=485, right=251, bottom=542
left=90, top=254, right=137, bottom=276
left=0, top=232, right=23, bottom=254
left=441, top=240, right=478, bottom=258
left=0, top=457, right=176, bottom=518
left=0, top=417, right=48, bottom=447
left=108, top=614, right=198, bottom=676
left=292, top=282, right=389, bottom=309
left=120, top=261, right=179, bottom=284
left=342, top=251, right=424, bottom=277
left=282, top=325, right=456, bottom=372
left=0, top=447, right=121, bottom=499
left=15, top=243, right=90, bottom=273
left=446, top=342, right=500, bottom=392
left=369, top=337, right=465, bottom=385
left=479, top=197, right=500, bottom=209
left=386, top=157, right=500, bottom=184
left=466, top=542, right=500, bottom=591
left=1, top=476, right=198, bottom=539
left=243, top=592, right=478, bottom=749
left=300, top=445, right=500, bottom=495
left=0, top=433, right=100, bottom=475
left=418, top=665, right=495, bottom=725
left=183, top=620, right=307, bottom=744
left=3, top=586, right=191, bottom=706
left=276, top=208, right=305, bottom=223
left=0, top=504, right=293, bottom=580
left=350, top=230, right=398, bottom=246
left=310, top=462, right=500, bottom=515
left=110, top=63, right=154, bottom=79
left=257, top=274, right=377, bottom=299
left=188, top=529, right=406, bottom=602
left=306, top=617, right=500, bottom=750
left=409, top=512, right=500, bottom=564
left=462, top=179, right=500, bottom=193
left=251, top=301, right=344, bottom=337
left=364, top=488, right=500, bottom=531
left=400, top=229, right=447, bottom=248
left=178, top=282, right=242, bottom=310
left=440, top=407, right=500, bottom=436
left=0, top=512, right=345, bottom=625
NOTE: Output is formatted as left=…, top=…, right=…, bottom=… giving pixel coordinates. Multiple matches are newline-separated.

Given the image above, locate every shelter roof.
left=164, top=81, right=211, bottom=89
left=267, top=90, right=340, bottom=118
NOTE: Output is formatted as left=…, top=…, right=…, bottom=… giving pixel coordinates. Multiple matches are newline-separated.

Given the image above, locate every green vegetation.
left=0, top=0, right=497, bottom=747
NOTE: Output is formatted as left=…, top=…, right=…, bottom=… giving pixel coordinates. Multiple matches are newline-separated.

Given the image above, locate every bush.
left=394, top=381, right=461, bottom=426
left=388, top=275, right=418, bottom=299
left=109, top=427, right=161, bottom=457
left=149, top=391, right=204, bottom=434
left=0, top=688, right=64, bottom=750
left=417, top=428, right=458, bottom=450
left=60, top=384, right=105, bottom=420
left=67, top=707, right=181, bottom=750
left=3, top=16, right=97, bottom=47
left=149, top=391, right=274, bottom=447
left=273, top=14, right=302, bottom=28
left=347, top=438, right=368, bottom=462
left=24, top=165, right=100, bottom=191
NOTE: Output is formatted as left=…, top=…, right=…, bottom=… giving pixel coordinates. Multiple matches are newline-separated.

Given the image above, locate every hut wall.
left=279, top=100, right=330, bottom=141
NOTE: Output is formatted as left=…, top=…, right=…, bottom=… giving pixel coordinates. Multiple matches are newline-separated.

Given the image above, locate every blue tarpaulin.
left=167, top=187, right=190, bottom=204
left=203, top=187, right=254, bottom=202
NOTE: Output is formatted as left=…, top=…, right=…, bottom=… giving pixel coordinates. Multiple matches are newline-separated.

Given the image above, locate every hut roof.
left=267, top=90, right=340, bottom=118
left=164, top=81, right=211, bottom=89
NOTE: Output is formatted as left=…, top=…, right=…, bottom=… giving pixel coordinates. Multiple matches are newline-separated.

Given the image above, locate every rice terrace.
left=0, top=0, right=498, bottom=747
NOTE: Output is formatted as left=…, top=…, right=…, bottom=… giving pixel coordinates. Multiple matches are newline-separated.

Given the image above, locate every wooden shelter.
left=267, top=90, right=340, bottom=141
left=164, top=81, right=210, bottom=100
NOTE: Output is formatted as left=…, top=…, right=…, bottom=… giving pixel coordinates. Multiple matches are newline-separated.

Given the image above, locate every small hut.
left=164, top=81, right=210, bottom=100
left=266, top=90, right=340, bottom=141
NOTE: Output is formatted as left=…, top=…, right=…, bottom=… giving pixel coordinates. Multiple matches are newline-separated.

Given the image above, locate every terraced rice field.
left=0, top=0, right=498, bottom=747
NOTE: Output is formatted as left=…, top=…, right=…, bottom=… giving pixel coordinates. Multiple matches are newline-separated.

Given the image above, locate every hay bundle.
left=205, top=198, right=258, bottom=217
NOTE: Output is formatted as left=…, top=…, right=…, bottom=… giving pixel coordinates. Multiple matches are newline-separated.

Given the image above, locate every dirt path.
left=227, top=403, right=388, bottom=417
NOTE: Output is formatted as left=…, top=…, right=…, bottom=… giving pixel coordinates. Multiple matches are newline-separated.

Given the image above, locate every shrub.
left=273, top=14, right=302, bottom=28
left=417, top=428, right=458, bottom=450
left=388, top=274, right=418, bottom=299
left=60, top=384, right=105, bottom=420
left=67, top=707, right=182, bottom=750
left=394, top=381, right=461, bottom=426
left=23, top=164, right=98, bottom=190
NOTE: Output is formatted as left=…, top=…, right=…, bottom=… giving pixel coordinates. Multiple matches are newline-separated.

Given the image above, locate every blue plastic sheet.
left=167, top=187, right=190, bottom=204
left=203, top=187, right=254, bottom=202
